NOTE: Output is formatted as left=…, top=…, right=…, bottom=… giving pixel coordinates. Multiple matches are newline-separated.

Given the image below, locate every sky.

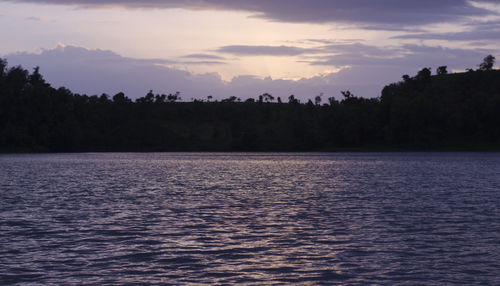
left=1, top=0, right=500, bottom=100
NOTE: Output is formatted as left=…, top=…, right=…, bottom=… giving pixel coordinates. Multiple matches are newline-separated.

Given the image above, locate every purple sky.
left=1, top=0, right=499, bottom=100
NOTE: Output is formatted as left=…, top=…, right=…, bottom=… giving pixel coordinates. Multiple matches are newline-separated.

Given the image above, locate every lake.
left=1, top=153, right=499, bottom=285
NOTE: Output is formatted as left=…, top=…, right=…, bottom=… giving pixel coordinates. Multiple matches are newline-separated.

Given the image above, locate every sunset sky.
left=1, top=0, right=500, bottom=100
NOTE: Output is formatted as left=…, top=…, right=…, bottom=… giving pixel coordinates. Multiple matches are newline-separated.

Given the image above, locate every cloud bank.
left=4, top=44, right=492, bottom=102
left=4, top=45, right=355, bottom=100
left=3, top=0, right=496, bottom=25
left=217, top=45, right=319, bottom=56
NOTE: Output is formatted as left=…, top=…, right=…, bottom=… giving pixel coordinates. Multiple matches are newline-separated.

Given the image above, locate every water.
left=0, top=153, right=499, bottom=285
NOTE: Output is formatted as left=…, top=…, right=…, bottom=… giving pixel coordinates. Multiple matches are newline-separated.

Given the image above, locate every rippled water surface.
left=1, top=153, right=499, bottom=285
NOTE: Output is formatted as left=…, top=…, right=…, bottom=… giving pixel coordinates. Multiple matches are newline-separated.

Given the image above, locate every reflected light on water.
left=0, top=153, right=499, bottom=284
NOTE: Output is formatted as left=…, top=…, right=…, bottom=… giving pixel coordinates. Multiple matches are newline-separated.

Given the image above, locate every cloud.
left=357, top=25, right=423, bottom=32
left=324, top=43, right=405, bottom=57
left=305, top=39, right=337, bottom=45
left=4, top=45, right=359, bottom=100
left=216, top=42, right=399, bottom=58
left=3, top=0, right=495, bottom=25
left=178, top=53, right=227, bottom=65
left=182, top=54, right=225, bottom=60
left=298, top=43, right=409, bottom=67
left=216, top=45, right=319, bottom=56
left=293, top=41, right=493, bottom=69
left=5, top=45, right=212, bottom=96
left=393, top=28, right=500, bottom=41
left=177, top=60, right=226, bottom=65
left=4, top=43, right=493, bottom=102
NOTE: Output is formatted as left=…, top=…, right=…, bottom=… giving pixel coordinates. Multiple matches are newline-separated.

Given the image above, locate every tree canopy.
left=1, top=56, right=499, bottom=152
left=479, top=55, right=495, bottom=71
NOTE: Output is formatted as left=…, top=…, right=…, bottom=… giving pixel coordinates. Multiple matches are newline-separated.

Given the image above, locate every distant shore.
left=1, top=59, right=499, bottom=153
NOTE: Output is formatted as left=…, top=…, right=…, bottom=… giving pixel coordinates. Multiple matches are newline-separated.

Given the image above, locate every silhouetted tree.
left=222, top=96, right=238, bottom=102
left=167, top=91, right=181, bottom=102
left=0, top=58, right=6, bottom=77
left=113, top=92, right=131, bottom=104
left=155, top=93, right=167, bottom=104
left=328, top=97, right=338, bottom=106
left=261, top=93, right=274, bottom=102
left=341, top=90, right=353, bottom=98
left=29, top=67, right=45, bottom=85
left=315, top=93, right=323, bottom=105
left=415, top=67, right=431, bottom=80
left=137, top=90, right=154, bottom=103
left=436, top=66, right=448, bottom=75
left=5, top=65, right=28, bottom=91
left=479, top=55, right=495, bottom=71
left=288, top=94, right=299, bottom=104
left=99, top=93, right=110, bottom=103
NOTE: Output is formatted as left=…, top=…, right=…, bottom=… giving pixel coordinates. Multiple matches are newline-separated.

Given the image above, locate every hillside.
left=1, top=58, right=499, bottom=152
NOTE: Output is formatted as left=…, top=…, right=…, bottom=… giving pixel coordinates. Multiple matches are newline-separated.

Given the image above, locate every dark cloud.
left=389, top=15, right=500, bottom=41
left=304, top=43, right=492, bottom=71
left=393, top=29, right=500, bottom=41
left=358, top=25, right=423, bottom=32
left=3, top=0, right=496, bottom=25
left=216, top=45, right=319, bottom=56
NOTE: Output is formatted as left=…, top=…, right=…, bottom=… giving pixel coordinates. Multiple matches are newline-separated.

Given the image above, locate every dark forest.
left=1, top=56, right=499, bottom=152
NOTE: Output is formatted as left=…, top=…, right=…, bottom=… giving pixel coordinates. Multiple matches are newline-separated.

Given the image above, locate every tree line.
left=0, top=56, right=499, bottom=152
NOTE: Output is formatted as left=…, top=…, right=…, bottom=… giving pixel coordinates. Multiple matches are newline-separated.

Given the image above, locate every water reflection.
left=0, top=153, right=499, bottom=284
